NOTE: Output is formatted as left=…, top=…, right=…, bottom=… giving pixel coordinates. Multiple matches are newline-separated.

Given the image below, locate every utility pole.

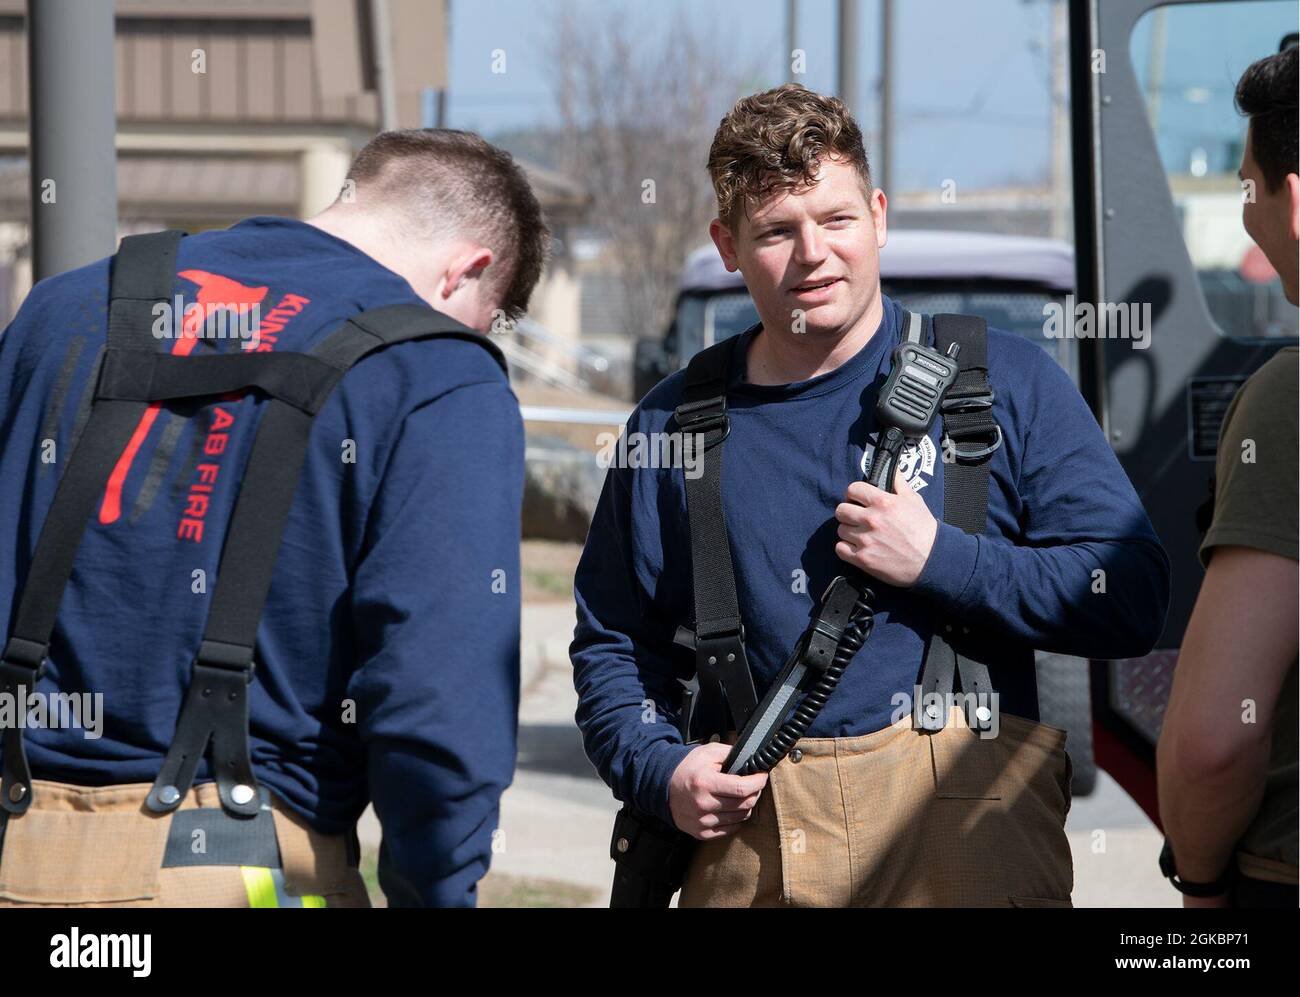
left=27, top=0, right=118, bottom=281
left=878, top=0, right=894, bottom=196
left=837, top=0, right=861, bottom=115
left=1049, top=0, right=1069, bottom=240
left=435, top=0, right=450, bottom=127
left=787, top=0, right=798, bottom=82
left=372, top=0, right=399, bottom=131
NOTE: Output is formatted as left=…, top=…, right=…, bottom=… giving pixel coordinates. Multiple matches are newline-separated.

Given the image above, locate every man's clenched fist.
left=833, top=466, right=938, bottom=587
left=668, top=742, right=768, bottom=840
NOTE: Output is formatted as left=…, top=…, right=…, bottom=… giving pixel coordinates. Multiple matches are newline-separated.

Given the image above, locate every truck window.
left=1130, top=1, right=1299, bottom=342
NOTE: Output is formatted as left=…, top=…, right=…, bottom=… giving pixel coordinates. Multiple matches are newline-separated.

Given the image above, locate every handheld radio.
left=865, top=338, right=962, bottom=491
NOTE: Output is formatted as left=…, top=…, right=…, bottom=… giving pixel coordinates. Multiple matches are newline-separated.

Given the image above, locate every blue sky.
left=438, top=0, right=1296, bottom=193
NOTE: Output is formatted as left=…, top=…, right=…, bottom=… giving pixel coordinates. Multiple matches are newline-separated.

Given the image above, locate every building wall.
left=0, top=2, right=586, bottom=335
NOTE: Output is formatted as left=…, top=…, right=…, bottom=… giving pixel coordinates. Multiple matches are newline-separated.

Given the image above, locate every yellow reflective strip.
left=270, top=868, right=303, bottom=908
left=240, top=866, right=279, bottom=908
left=300, top=894, right=327, bottom=908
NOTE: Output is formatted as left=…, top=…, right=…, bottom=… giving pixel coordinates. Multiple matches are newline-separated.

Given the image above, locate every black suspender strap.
left=98, top=350, right=340, bottom=414
left=608, top=334, right=762, bottom=909
left=671, top=335, right=757, bottom=735
left=937, top=313, right=1001, bottom=529
left=1, top=230, right=184, bottom=814
left=147, top=303, right=505, bottom=817
left=915, top=313, right=1002, bottom=733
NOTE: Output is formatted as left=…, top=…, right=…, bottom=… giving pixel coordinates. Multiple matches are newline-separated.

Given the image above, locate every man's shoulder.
left=0, top=258, right=111, bottom=365
left=1222, top=348, right=1298, bottom=433
left=982, top=324, right=1077, bottom=403
left=1240, top=346, right=1298, bottom=411
left=385, top=329, right=509, bottom=386
left=320, top=332, right=515, bottom=492
left=632, top=330, right=757, bottom=430
left=983, top=324, right=1060, bottom=371
left=1204, top=347, right=1299, bottom=565
left=338, top=328, right=512, bottom=421
left=1217, top=347, right=1298, bottom=463
left=631, top=366, right=690, bottom=431
left=22, top=256, right=112, bottom=316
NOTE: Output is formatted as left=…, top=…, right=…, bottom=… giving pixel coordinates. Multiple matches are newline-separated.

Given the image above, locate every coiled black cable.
left=738, top=577, right=876, bottom=775
left=731, top=432, right=897, bottom=776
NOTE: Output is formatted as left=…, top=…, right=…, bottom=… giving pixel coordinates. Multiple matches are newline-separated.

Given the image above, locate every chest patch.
left=860, top=434, right=938, bottom=492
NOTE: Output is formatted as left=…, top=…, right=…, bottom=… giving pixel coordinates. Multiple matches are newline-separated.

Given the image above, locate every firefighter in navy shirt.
left=0, top=129, right=547, bottom=907
left=571, top=86, right=1170, bottom=907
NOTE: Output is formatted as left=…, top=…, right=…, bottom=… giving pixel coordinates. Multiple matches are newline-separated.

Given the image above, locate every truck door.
left=1069, top=0, right=1298, bottom=820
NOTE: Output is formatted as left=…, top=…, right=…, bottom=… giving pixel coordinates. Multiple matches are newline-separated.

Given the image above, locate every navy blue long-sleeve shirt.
left=0, top=216, right=522, bottom=907
left=571, top=294, right=1169, bottom=824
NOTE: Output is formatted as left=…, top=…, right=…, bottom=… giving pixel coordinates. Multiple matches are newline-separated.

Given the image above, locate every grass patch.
left=520, top=539, right=584, bottom=602
left=359, top=848, right=599, bottom=908
left=477, top=872, right=601, bottom=908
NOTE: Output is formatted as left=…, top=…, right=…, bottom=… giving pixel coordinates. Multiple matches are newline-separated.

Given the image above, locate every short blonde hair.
left=346, top=129, right=549, bottom=320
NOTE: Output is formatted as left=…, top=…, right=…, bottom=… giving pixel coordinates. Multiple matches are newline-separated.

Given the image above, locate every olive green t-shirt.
left=1199, top=346, right=1298, bottom=874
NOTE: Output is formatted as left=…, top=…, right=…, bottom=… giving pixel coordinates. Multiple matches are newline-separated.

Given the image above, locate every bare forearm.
left=1158, top=734, right=1270, bottom=882
left=1156, top=546, right=1297, bottom=883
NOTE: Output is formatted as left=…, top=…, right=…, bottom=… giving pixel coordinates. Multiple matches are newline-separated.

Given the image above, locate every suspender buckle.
left=691, top=625, right=758, bottom=731
left=0, top=637, right=47, bottom=814
left=674, top=397, right=730, bottom=446
left=942, top=425, right=1003, bottom=461
left=802, top=618, right=845, bottom=674
left=796, top=575, right=862, bottom=674
left=941, top=387, right=1001, bottom=460
left=195, top=638, right=256, bottom=678
left=811, top=618, right=845, bottom=644
left=694, top=626, right=744, bottom=674
left=941, top=389, right=995, bottom=413
left=1, top=636, right=47, bottom=678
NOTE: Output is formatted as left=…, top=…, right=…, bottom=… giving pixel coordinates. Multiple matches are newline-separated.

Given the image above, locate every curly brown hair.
left=707, top=83, right=873, bottom=231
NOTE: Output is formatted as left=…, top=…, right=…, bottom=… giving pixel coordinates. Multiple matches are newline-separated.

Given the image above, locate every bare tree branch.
left=549, top=3, right=764, bottom=343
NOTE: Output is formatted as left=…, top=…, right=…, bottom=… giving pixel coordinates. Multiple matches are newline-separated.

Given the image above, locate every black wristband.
left=1159, top=838, right=1234, bottom=897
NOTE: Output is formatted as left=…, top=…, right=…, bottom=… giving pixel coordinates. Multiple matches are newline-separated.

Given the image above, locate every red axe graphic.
left=98, top=270, right=268, bottom=524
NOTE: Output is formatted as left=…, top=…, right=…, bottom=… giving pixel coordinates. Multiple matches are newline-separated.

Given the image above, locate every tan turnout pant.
left=0, top=779, right=370, bottom=908
left=679, top=708, right=1074, bottom=907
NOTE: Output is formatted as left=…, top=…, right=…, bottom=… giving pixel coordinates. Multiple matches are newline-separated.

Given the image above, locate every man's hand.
left=834, top=467, right=938, bottom=587
left=668, top=742, right=768, bottom=840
